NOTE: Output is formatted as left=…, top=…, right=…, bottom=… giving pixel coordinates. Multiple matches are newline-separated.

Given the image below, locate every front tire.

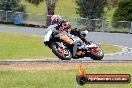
left=51, top=42, right=72, bottom=60
left=89, top=43, right=104, bottom=60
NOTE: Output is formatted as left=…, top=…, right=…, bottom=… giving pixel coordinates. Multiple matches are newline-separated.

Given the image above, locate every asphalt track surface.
left=0, top=26, right=132, bottom=61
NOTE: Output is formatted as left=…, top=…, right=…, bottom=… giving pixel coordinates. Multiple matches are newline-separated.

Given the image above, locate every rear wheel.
left=51, top=42, right=72, bottom=60
left=89, top=43, right=104, bottom=60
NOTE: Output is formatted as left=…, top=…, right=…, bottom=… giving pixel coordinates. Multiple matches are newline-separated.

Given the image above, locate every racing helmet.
left=51, top=15, right=62, bottom=25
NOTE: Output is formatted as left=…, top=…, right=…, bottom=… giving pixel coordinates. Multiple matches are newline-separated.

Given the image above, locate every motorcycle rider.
left=44, top=15, right=90, bottom=58
left=51, top=15, right=91, bottom=46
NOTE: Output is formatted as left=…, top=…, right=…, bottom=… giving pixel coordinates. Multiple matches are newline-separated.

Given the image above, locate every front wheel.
left=89, top=43, right=104, bottom=60
left=51, top=42, right=72, bottom=60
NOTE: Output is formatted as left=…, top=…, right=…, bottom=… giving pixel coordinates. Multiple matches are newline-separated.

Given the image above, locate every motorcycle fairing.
left=60, top=34, right=74, bottom=44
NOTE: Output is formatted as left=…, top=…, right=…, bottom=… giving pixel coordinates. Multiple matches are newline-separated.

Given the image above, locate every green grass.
left=0, top=66, right=132, bottom=88
left=100, top=44, right=122, bottom=54
left=0, top=32, right=121, bottom=60
left=4, top=0, right=119, bottom=30
left=0, top=32, right=55, bottom=60
left=21, top=0, right=116, bottom=20
left=18, top=0, right=79, bottom=25
left=21, top=0, right=79, bottom=17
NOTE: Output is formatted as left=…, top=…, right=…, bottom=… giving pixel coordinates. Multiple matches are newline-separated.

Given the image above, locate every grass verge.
left=0, top=32, right=55, bottom=60
left=0, top=63, right=132, bottom=88
left=0, top=32, right=122, bottom=60
left=21, top=0, right=79, bottom=17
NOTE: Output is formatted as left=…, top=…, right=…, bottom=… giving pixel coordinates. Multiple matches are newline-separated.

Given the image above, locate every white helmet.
left=51, top=15, right=62, bottom=25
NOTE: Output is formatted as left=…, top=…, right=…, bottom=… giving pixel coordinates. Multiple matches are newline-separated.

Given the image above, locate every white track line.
left=105, top=44, right=132, bottom=56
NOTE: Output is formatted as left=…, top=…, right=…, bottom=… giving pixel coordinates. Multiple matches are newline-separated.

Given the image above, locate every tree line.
left=0, top=0, right=131, bottom=26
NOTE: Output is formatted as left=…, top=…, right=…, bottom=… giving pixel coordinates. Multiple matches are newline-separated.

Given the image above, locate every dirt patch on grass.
left=0, top=62, right=132, bottom=71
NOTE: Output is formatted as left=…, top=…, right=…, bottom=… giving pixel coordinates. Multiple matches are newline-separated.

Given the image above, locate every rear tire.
left=51, top=43, right=72, bottom=60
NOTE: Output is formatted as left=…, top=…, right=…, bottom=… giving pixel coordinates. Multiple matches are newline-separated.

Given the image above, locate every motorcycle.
left=44, top=25, right=104, bottom=60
